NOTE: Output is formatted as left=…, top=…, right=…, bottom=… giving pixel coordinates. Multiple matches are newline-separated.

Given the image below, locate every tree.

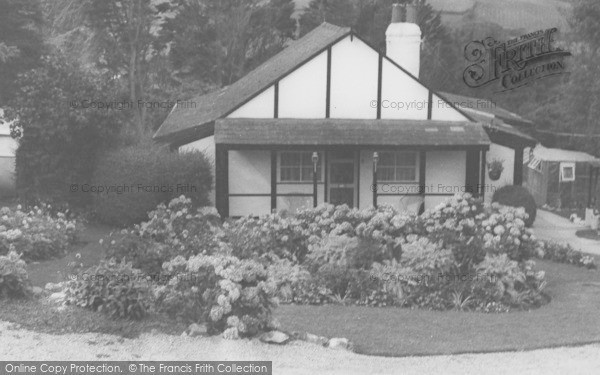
left=5, top=54, right=124, bottom=206
left=0, top=0, right=45, bottom=105
left=80, top=0, right=171, bottom=138
left=299, top=0, right=453, bottom=89
left=162, top=0, right=296, bottom=89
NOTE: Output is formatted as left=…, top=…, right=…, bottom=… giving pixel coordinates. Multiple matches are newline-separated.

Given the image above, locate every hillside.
left=294, top=0, right=572, bottom=32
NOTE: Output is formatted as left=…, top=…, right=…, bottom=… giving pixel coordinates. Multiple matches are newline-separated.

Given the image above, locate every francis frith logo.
left=463, top=28, right=571, bottom=92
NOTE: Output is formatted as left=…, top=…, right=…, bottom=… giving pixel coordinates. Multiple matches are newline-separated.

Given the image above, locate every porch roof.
left=214, top=118, right=491, bottom=148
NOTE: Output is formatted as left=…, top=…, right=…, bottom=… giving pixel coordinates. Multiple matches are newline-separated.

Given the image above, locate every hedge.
left=92, top=144, right=212, bottom=226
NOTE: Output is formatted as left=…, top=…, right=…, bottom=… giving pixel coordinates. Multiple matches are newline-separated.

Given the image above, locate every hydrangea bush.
left=155, top=254, right=279, bottom=337
left=0, top=250, right=31, bottom=299
left=0, top=204, right=82, bottom=261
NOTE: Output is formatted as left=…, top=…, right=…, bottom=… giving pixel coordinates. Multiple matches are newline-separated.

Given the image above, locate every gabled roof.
left=154, top=23, right=351, bottom=143
left=215, top=118, right=490, bottom=148
left=439, top=92, right=533, bottom=127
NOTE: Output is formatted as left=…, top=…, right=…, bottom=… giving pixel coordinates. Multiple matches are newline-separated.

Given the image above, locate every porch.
left=214, top=118, right=491, bottom=217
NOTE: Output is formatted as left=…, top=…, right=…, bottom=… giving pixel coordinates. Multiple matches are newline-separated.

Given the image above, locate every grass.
left=275, top=260, right=600, bottom=357
left=576, top=229, right=600, bottom=241
left=3, top=222, right=600, bottom=355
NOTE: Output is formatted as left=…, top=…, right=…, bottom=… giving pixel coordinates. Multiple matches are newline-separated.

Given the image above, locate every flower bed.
left=0, top=204, right=83, bottom=261
left=65, top=194, right=595, bottom=337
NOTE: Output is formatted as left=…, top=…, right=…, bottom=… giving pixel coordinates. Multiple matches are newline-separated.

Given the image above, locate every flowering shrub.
left=0, top=204, right=82, bottom=261
left=0, top=250, right=31, bottom=299
left=222, top=213, right=309, bottom=262
left=66, top=259, right=151, bottom=320
left=538, top=241, right=596, bottom=269
left=100, top=196, right=222, bottom=274
left=155, top=254, right=279, bottom=337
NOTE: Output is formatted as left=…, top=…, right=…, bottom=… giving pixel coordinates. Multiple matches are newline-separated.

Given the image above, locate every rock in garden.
left=187, top=323, right=208, bottom=337
left=327, top=337, right=351, bottom=350
left=259, top=331, right=290, bottom=345
left=31, top=286, right=44, bottom=297
left=48, top=292, right=66, bottom=303
left=305, top=333, right=329, bottom=346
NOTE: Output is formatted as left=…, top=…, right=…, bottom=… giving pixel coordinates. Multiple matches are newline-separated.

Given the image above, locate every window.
left=377, top=151, right=418, bottom=183
left=279, top=152, right=322, bottom=182
left=528, top=157, right=542, bottom=171
left=560, top=162, right=576, bottom=182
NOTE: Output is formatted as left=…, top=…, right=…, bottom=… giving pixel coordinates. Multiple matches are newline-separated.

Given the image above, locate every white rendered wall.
left=228, top=86, right=275, bottom=118
left=330, top=36, right=379, bottom=119
left=278, top=51, right=328, bottom=118
left=380, top=59, right=429, bottom=120
left=228, top=150, right=271, bottom=217
left=431, top=94, right=470, bottom=121
left=425, top=151, right=467, bottom=209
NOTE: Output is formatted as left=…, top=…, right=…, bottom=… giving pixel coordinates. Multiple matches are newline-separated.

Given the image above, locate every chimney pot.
left=406, top=4, right=418, bottom=24
left=391, top=4, right=404, bottom=23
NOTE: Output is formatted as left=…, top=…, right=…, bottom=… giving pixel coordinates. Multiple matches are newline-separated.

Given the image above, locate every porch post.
left=312, top=152, right=319, bottom=208
left=480, top=149, right=487, bottom=200
left=514, top=146, right=524, bottom=186
left=372, top=152, right=379, bottom=207
left=271, top=150, right=277, bottom=212
left=215, top=145, right=229, bottom=218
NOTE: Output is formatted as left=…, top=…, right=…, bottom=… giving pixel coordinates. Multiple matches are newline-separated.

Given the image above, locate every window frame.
left=560, top=162, right=576, bottom=182
left=278, top=151, right=323, bottom=183
left=376, top=151, right=420, bottom=184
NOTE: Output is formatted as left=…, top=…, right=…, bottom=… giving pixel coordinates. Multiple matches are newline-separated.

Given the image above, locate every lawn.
left=3, top=223, right=600, bottom=357
left=276, top=260, right=600, bottom=357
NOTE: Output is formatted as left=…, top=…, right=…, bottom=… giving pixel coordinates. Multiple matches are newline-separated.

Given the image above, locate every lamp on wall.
left=312, top=152, right=319, bottom=208
left=373, top=152, right=379, bottom=207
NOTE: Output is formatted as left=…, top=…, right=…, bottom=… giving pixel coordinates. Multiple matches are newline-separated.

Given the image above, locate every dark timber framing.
left=466, top=149, right=482, bottom=197
left=270, top=151, right=277, bottom=211
left=419, top=150, right=427, bottom=214
left=215, top=145, right=229, bottom=217
left=325, top=47, right=332, bottom=118
left=377, top=53, right=383, bottom=119
left=480, top=149, right=487, bottom=200
left=513, top=146, right=524, bottom=186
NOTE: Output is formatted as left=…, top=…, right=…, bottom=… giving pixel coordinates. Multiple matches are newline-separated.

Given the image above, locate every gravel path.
left=1, top=321, right=598, bottom=374
left=534, top=210, right=600, bottom=256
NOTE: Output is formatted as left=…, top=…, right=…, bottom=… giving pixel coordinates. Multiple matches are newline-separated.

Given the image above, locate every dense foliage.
left=156, top=254, right=279, bottom=338
left=0, top=205, right=82, bottom=261
left=0, top=251, right=31, bottom=299
left=492, top=185, right=537, bottom=227
left=5, top=54, right=123, bottom=207
left=92, top=145, right=212, bottom=226
left=66, top=259, right=151, bottom=320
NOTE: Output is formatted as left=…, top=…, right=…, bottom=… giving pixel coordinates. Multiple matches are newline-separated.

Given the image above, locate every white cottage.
left=154, top=3, right=535, bottom=217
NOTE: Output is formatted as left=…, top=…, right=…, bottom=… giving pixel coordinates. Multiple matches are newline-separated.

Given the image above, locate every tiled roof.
left=153, top=23, right=351, bottom=143
left=215, top=118, right=490, bottom=147
left=439, top=92, right=533, bottom=127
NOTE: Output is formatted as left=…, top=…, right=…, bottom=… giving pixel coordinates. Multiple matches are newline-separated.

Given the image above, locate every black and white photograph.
left=0, top=0, right=599, bottom=374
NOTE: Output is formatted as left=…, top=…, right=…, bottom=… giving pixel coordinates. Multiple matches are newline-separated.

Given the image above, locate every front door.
left=328, top=150, right=357, bottom=207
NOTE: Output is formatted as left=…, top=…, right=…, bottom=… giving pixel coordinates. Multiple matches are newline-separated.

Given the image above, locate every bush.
left=492, top=185, right=537, bottom=227
left=103, top=233, right=170, bottom=276
left=92, top=144, right=212, bottom=226
left=155, top=254, right=279, bottom=337
left=0, top=251, right=31, bottom=299
left=0, top=204, right=83, bottom=261
left=6, top=54, right=122, bottom=207
left=539, top=241, right=596, bottom=269
left=101, top=196, right=222, bottom=274
left=66, top=259, right=151, bottom=320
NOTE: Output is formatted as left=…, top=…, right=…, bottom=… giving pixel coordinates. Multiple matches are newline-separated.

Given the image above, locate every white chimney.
left=386, top=2, right=422, bottom=78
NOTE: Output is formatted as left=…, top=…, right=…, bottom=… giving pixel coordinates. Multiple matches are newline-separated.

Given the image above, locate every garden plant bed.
left=276, top=260, right=600, bottom=357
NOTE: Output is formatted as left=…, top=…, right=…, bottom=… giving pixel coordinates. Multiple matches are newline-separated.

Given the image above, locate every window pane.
left=376, top=151, right=417, bottom=182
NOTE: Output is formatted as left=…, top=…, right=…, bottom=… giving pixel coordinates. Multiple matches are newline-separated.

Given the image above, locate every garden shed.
left=524, top=145, right=600, bottom=213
